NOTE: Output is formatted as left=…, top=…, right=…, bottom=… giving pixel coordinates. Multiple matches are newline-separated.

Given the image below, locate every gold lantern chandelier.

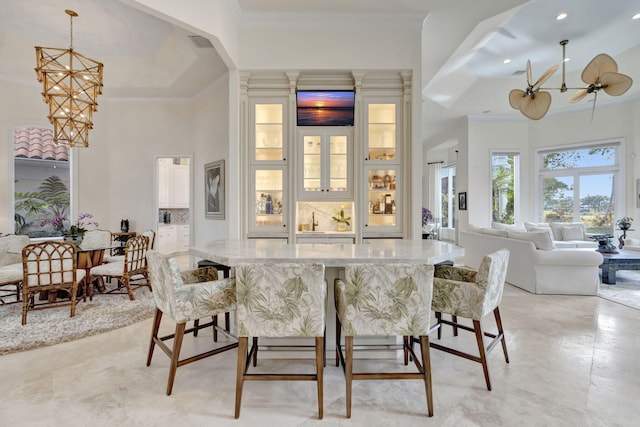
left=35, top=9, right=103, bottom=147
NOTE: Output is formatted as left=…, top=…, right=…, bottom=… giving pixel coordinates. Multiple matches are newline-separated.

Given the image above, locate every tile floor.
left=1, top=278, right=639, bottom=426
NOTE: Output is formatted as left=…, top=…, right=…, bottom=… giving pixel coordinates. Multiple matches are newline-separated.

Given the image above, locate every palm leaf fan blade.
left=520, top=91, right=552, bottom=120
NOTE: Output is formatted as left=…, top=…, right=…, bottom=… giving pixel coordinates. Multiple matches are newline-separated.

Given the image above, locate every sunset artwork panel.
left=297, top=90, right=355, bottom=126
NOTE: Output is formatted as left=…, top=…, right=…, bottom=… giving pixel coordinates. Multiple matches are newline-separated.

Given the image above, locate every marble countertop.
left=190, top=239, right=464, bottom=267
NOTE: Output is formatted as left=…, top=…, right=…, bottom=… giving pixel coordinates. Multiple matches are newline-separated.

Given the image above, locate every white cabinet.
left=250, top=166, right=288, bottom=233
left=157, top=224, right=190, bottom=254
left=159, top=158, right=190, bottom=208
left=157, top=225, right=176, bottom=254
left=177, top=224, right=190, bottom=252
left=298, top=128, right=353, bottom=200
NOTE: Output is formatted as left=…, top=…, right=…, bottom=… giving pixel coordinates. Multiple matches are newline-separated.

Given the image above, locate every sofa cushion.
left=562, top=226, right=584, bottom=241
left=507, top=230, right=555, bottom=250
left=529, top=226, right=555, bottom=242
left=481, top=228, right=509, bottom=237
left=549, top=222, right=586, bottom=241
left=492, top=222, right=526, bottom=232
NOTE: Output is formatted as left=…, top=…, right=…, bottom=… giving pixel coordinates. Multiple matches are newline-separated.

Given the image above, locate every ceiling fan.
left=509, top=40, right=633, bottom=120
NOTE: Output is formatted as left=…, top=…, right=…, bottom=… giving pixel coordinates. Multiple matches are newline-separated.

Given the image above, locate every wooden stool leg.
left=435, top=312, right=442, bottom=339
left=252, top=337, right=258, bottom=367
left=452, top=315, right=459, bottom=336
left=403, top=336, right=409, bottom=365
left=494, top=307, right=509, bottom=363
left=345, top=336, right=353, bottom=419
left=212, top=316, right=217, bottom=341
left=225, top=311, right=230, bottom=333
left=146, top=309, right=163, bottom=366
left=335, top=312, right=342, bottom=367
left=419, top=335, right=434, bottom=417
left=473, top=320, right=491, bottom=391
left=235, top=337, right=248, bottom=419
left=166, top=322, right=186, bottom=395
left=194, top=319, right=200, bottom=337
left=316, top=336, right=324, bottom=420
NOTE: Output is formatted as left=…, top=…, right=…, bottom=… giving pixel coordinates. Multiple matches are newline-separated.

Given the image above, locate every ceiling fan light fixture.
left=507, top=39, right=633, bottom=121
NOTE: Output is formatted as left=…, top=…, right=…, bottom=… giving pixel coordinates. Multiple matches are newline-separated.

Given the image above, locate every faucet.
left=312, top=212, right=319, bottom=231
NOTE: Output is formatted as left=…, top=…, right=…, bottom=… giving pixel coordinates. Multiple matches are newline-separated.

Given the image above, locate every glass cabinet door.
left=299, top=128, right=352, bottom=200
left=329, top=134, right=348, bottom=192
left=364, top=166, right=400, bottom=232
left=254, top=103, right=285, bottom=162
left=366, top=103, right=397, bottom=162
left=252, top=167, right=287, bottom=232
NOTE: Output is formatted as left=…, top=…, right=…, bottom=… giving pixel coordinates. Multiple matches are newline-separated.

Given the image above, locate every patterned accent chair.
left=21, top=241, right=86, bottom=325
left=89, top=234, right=150, bottom=300
left=427, top=248, right=510, bottom=391
left=234, top=263, right=326, bottom=419
left=335, top=263, right=435, bottom=418
left=0, top=234, right=30, bottom=304
left=145, top=251, right=238, bottom=395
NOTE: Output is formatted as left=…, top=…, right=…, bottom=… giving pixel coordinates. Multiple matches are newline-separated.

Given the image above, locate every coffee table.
left=599, top=250, right=640, bottom=284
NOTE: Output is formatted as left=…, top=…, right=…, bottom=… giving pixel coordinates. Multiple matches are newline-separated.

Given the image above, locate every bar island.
left=189, top=239, right=465, bottom=358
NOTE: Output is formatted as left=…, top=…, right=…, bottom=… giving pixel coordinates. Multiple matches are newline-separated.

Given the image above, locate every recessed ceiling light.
left=633, top=13, right=640, bottom=20
left=503, top=59, right=511, bottom=64
left=557, top=12, right=567, bottom=20
left=563, top=57, right=570, bottom=62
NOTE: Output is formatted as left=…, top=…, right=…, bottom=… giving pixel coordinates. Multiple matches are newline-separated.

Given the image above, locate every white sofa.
left=461, top=227, right=604, bottom=295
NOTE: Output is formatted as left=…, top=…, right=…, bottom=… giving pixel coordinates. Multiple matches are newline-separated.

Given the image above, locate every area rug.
left=598, top=270, right=640, bottom=311
left=0, top=289, right=155, bottom=355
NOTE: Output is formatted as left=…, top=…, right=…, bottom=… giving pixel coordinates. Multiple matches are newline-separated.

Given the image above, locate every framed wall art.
left=205, top=160, right=225, bottom=219
left=458, top=191, right=467, bottom=211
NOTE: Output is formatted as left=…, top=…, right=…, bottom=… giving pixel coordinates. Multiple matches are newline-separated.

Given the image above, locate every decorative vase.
left=63, top=234, right=84, bottom=246
left=336, top=222, right=347, bottom=232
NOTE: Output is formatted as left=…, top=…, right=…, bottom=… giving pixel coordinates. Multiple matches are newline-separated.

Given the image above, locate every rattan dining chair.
left=20, top=240, right=86, bottom=325
left=234, top=262, right=326, bottom=419
left=335, top=263, right=435, bottom=418
left=0, top=234, right=30, bottom=305
left=89, top=234, right=150, bottom=300
left=146, top=251, right=238, bottom=395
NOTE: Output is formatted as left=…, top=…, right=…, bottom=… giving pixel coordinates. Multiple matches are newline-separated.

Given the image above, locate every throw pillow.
left=507, top=230, right=555, bottom=250
left=529, top=226, right=555, bottom=242
left=562, top=225, right=584, bottom=241
left=549, top=222, right=586, bottom=241
left=491, top=222, right=526, bottom=231
left=482, top=228, right=509, bottom=237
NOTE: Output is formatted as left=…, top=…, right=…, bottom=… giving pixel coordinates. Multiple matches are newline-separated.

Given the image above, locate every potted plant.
left=332, top=207, right=351, bottom=232
left=422, top=207, right=433, bottom=233
left=616, top=216, right=634, bottom=230
left=43, top=213, right=99, bottom=246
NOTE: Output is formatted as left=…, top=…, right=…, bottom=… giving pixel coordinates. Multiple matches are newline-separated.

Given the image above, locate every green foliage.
left=331, top=209, right=351, bottom=225
left=14, top=175, right=70, bottom=236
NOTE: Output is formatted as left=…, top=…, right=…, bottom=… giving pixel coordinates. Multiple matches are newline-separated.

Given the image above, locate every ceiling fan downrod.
left=560, top=39, right=568, bottom=93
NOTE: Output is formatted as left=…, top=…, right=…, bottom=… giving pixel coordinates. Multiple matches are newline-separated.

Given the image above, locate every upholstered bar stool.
left=335, top=263, right=435, bottom=418
left=425, top=248, right=510, bottom=391
left=234, top=262, right=326, bottom=419
left=145, top=251, right=238, bottom=395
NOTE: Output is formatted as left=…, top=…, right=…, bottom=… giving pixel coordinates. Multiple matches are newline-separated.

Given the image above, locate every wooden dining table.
left=190, top=239, right=465, bottom=359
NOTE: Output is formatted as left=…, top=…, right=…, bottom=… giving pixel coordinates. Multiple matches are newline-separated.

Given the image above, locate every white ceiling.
left=1, top=0, right=639, bottom=139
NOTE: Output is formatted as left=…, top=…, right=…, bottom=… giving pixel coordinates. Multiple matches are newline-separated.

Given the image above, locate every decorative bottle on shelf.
left=266, top=194, right=273, bottom=214
left=259, top=193, right=266, bottom=214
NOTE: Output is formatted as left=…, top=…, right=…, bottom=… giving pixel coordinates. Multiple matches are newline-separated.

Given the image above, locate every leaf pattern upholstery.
left=335, top=263, right=434, bottom=336
left=146, top=250, right=236, bottom=324
left=235, top=263, right=326, bottom=337
left=431, top=249, right=510, bottom=320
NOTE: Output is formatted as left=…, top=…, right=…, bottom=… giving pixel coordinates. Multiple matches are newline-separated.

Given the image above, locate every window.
left=538, top=141, right=620, bottom=234
left=440, top=165, right=456, bottom=228
left=13, top=127, right=72, bottom=238
left=491, top=152, right=520, bottom=224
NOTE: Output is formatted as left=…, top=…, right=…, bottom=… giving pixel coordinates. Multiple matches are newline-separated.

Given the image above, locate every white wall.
left=425, top=99, right=640, bottom=237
